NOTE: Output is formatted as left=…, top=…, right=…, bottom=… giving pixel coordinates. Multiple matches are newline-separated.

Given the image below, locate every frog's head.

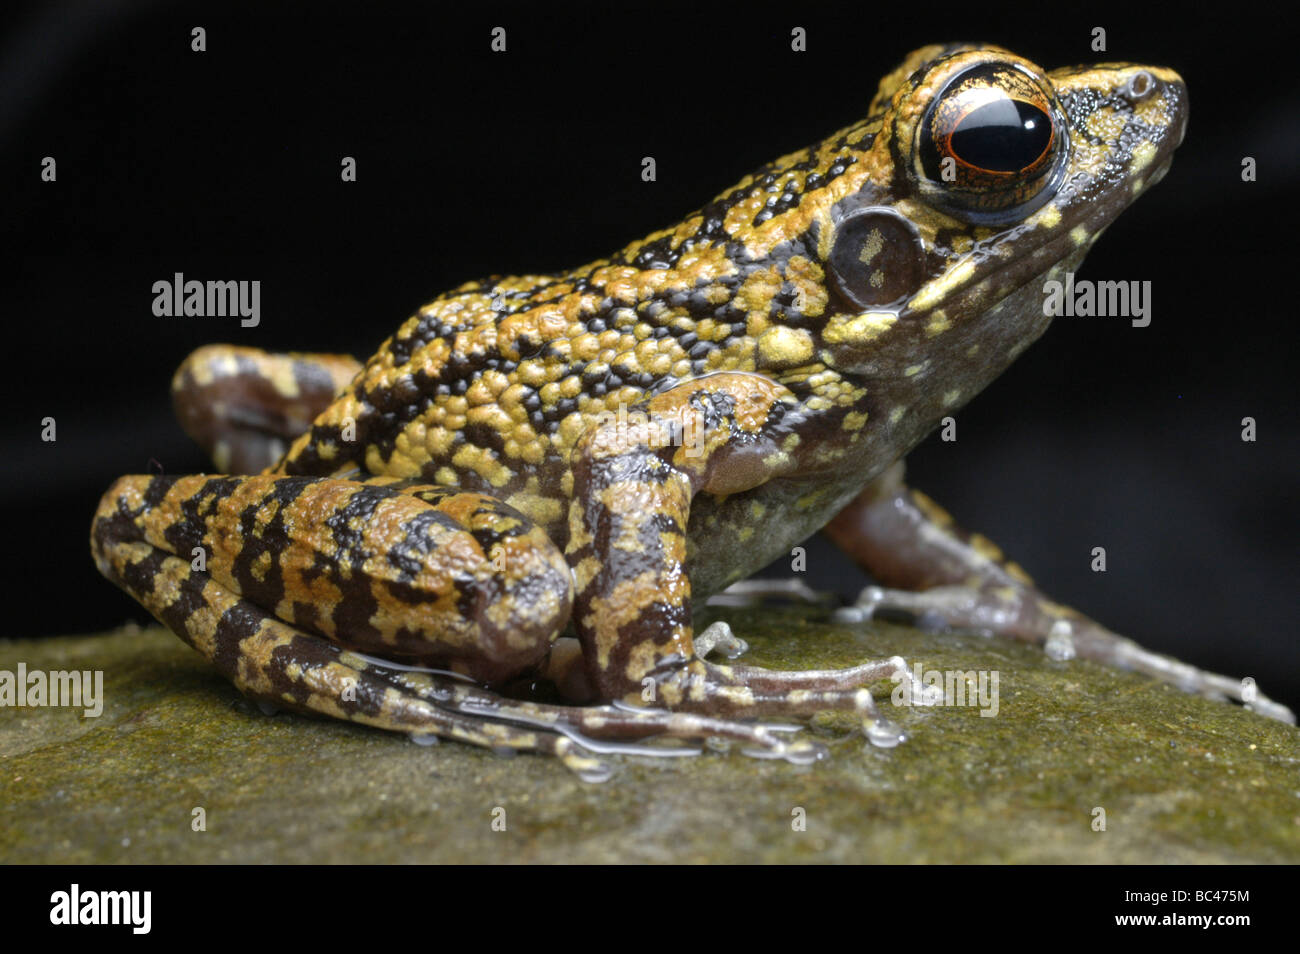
left=806, top=43, right=1186, bottom=402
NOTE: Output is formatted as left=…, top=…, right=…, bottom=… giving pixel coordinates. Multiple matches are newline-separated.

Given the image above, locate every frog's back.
left=275, top=36, right=1175, bottom=537
left=275, top=115, right=887, bottom=525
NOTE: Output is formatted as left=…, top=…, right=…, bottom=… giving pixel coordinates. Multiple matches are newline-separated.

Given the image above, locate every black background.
left=3, top=1, right=1296, bottom=710
left=5, top=864, right=1290, bottom=936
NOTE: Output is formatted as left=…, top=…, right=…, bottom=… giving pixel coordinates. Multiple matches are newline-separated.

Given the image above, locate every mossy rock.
left=2, top=608, right=1297, bottom=863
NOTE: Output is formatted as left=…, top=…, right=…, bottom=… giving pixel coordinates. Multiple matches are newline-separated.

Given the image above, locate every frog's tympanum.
left=92, top=45, right=1293, bottom=779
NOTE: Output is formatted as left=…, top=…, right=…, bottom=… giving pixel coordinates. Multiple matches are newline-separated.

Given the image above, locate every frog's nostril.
left=1125, top=70, right=1155, bottom=100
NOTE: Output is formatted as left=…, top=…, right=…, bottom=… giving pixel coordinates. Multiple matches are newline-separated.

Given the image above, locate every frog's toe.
left=839, top=584, right=1297, bottom=725
left=1085, top=628, right=1297, bottom=725
left=693, top=621, right=749, bottom=660
left=421, top=682, right=844, bottom=766
left=837, top=584, right=1013, bottom=633
left=740, top=736, right=830, bottom=764
left=645, top=655, right=915, bottom=750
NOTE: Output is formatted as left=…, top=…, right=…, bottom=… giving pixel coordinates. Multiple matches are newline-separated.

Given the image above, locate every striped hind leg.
left=97, top=541, right=608, bottom=776
left=88, top=472, right=621, bottom=777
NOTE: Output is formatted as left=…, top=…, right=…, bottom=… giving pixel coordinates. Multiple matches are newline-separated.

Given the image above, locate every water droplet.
left=409, top=733, right=440, bottom=747
left=577, top=762, right=613, bottom=784
left=865, top=718, right=906, bottom=748
left=1044, top=621, right=1076, bottom=661
left=783, top=740, right=829, bottom=765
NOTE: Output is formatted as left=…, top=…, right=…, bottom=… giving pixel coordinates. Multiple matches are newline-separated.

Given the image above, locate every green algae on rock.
left=1, top=609, right=1297, bottom=863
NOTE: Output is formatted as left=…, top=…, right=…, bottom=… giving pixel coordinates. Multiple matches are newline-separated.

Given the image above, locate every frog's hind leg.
left=88, top=472, right=832, bottom=773
left=100, top=547, right=604, bottom=775
left=172, top=345, right=362, bottom=474
left=89, top=473, right=616, bottom=778
left=827, top=462, right=1296, bottom=724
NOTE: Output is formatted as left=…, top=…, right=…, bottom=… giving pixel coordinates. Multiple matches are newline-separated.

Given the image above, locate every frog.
left=91, top=43, right=1294, bottom=780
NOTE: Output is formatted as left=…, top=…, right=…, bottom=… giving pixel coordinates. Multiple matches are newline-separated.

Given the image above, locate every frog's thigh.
left=91, top=474, right=573, bottom=685
left=826, top=461, right=1296, bottom=723
left=89, top=474, right=624, bottom=774
left=172, top=345, right=362, bottom=474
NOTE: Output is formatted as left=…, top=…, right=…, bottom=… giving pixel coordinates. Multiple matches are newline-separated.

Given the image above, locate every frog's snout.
left=1129, top=67, right=1188, bottom=150
left=1055, top=62, right=1188, bottom=165
left=1139, top=69, right=1187, bottom=196
left=1165, top=75, right=1189, bottom=148
left=1061, top=62, right=1188, bottom=201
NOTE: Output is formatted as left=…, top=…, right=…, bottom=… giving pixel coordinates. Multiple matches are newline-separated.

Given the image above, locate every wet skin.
left=92, top=44, right=1293, bottom=779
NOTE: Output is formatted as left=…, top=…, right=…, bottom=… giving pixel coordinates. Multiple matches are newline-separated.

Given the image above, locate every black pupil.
left=950, top=99, right=1051, bottom=172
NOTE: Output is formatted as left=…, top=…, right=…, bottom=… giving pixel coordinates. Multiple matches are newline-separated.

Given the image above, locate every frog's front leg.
left=566, top=372, right=916, bottom=746
left=827, top=461, right=1296, bottom=724
left=172, top=345, right=362, bottom=474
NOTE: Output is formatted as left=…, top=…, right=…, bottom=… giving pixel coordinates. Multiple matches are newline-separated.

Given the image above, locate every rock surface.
left=2, top=609, right=1297, bottom=863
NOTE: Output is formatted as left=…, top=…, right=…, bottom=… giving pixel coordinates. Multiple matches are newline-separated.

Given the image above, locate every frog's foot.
left=363, top=642, right=834, bottom=765
left=827, top=462, right=1296, bottom=725
left=243, top=644, right=840, bottom=769
left=436, top=682, right=831, bottom=765
left=526, top=632, right=915, bottom=754
left=837, top=584, right=1030, bottom=636
left=647, top=655, right=918, bottom=749
left=839, top=584, right=1296, bottom=724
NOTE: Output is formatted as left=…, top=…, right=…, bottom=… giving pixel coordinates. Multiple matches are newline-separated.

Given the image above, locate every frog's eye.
left=915, top=63, right=1067, bottom=224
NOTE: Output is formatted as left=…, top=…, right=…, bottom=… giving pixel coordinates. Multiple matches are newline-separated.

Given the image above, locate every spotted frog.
left=91, top=44, right=1292, bottom=780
